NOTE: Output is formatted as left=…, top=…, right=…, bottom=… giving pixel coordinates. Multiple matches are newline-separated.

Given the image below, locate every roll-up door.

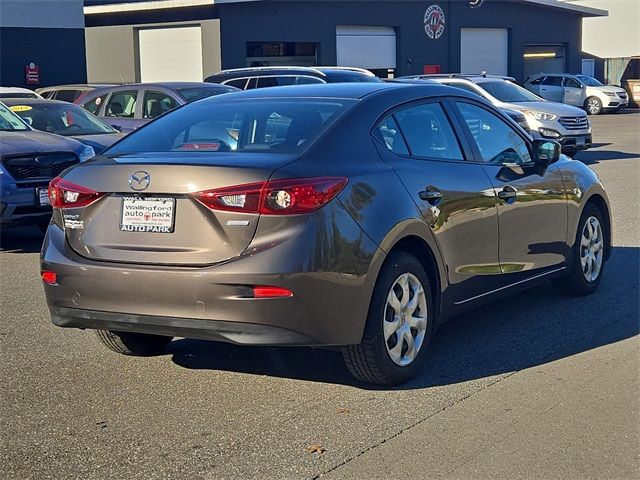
left=336, top=25, right=396, bottom=69
left=138, top=26, right=203, bottom=82
left=460, top=28, right=508, bottom=75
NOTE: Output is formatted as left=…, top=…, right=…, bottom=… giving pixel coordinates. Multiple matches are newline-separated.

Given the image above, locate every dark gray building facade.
left=84, top=0, right=606, bottom=84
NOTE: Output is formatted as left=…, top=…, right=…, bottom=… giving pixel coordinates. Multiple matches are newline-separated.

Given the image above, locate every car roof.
left=0, top=86, right=39, bottom=93
left=193, top=81, right=475, bottom=103
left=1, top=98, right=84, bottom=107
left=38, top=84, right=115, bottom=89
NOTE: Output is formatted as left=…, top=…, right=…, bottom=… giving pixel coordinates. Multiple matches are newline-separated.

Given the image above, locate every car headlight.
left=603, top=92, right=616, bottom=96
left=525, top=111, right=557, bottom=121
left=78, top=145, right=95, bottom=162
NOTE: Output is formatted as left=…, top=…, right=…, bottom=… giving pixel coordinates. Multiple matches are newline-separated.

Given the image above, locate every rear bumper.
left=51, top=307, right=314, bottom=345
left=41, top=204, right=381, bottom=347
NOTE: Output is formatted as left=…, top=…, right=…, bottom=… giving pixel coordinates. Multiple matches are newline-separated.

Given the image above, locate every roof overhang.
left=524, top=0, right=608, bottom=17
left=84, top=0, right=256, bottom=15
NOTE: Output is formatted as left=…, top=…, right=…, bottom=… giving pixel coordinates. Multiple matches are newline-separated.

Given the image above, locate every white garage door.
left=139, top=26, right=203, bottom=82
left=461, top=28, right=508, bottom=76
left=336, top=25, right=396, bottom=69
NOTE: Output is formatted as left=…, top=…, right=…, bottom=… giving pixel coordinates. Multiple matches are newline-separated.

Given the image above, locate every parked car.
left=399, top=75, right=592, bottom=153
left=0, top=102, right=94, bottom=231
left=390, top=78, right=532, bottom=133
left=41, top=83, right=611, bottom=385
left=3, top=98, right=125, bottom=153
left=524, top=73, right=629, bottom=115
left=36, top=84, right=115, bottom=103
left=74, top=82, right=240, bottom=133
left=204, top=66, right=382, bottom=89
left=0, top=87, right=42, bottom=99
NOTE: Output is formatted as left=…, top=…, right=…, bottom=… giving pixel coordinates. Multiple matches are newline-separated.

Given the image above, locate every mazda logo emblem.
left=128, top=171, right=151, bottom=191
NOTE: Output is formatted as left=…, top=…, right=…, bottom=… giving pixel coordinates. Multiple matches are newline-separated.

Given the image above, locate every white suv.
left=399, top=75, right=592, bottom=153
left=524, top=73, right=628, bottom=115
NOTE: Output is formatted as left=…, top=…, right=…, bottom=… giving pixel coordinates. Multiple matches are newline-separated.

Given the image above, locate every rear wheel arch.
left=385, top=235, right=444, bottom=325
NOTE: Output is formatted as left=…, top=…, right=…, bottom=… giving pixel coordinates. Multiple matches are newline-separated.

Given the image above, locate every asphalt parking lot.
left=1, top=111, right=639, bottom=480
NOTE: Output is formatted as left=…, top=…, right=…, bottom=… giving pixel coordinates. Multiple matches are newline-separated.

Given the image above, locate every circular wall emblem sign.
left=424, top=5, right=446, bottom=39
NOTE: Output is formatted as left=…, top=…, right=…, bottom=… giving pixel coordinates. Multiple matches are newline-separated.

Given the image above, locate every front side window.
left=455, top=102, right=531, bottom=165
left=564, top=77, right=582, bottom=89
left=105, top=90, right=138, bottom=118
left=541, top=76, right=563, bottom=87
left=106, top=99, right=354, bottom=155
left=393, top=103, right=463, bottom=160
left=143, top=91, right=177, bottom=119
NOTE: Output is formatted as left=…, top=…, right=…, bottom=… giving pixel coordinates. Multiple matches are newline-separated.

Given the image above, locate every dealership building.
left=1, top=0, right=608, bottom=88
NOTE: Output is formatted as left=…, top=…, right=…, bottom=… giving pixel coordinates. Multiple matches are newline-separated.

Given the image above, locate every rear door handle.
left=497, top=185, right=517, bottom=202
left=418, top=188, right=442, bottom=204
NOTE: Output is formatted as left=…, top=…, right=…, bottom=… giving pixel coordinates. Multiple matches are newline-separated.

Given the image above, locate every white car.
left=0, top=86, right=42, bottom=99
left=524, top=73, right=628, bottom=115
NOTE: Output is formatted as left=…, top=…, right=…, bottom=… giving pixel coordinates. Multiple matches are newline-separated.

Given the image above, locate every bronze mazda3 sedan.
left=41, top=83, right=611, bottom=385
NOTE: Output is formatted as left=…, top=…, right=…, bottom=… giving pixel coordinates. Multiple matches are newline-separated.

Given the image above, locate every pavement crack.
left=313, top=371, right=518, bottom=479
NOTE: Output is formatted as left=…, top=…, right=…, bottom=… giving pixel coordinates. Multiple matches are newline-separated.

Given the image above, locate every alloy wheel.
left=580, top=216, right=604, bottom=282
left=587, top=98, right=601, bottom=114
left=383, top=273, right=428, bottom=366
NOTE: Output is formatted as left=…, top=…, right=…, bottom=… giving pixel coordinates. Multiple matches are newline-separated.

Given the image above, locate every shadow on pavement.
left=573, top=149, right=638, bottom=164
left=0, top=225, right=45, bottom=254
left=169, top=246, right=639, bottom=389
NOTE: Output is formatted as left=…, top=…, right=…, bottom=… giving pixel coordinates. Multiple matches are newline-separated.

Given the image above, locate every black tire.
left=95, top=330, right=173, bottom=356
left=342, top=252, right=435, bottom=385
left=552, top=203, right=606, bottom=296
left=584, top=96, right=603, bottom=115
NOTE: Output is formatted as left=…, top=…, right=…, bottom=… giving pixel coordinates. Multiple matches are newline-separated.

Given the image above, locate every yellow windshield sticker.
left=9, top=105, right=32, bottom=112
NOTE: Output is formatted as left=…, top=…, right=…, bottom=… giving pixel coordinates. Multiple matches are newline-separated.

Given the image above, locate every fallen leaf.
left=336, top=407, right=350, bottom=414
left=306, top=443, right=326, bottom=454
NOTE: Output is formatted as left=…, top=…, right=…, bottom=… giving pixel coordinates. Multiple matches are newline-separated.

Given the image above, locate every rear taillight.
left=192, top=177, right=348, bottom=215
left=49, top=177, right=104, bottom=209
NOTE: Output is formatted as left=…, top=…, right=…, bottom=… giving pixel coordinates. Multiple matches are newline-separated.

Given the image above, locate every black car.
left=41, top=83, right=611, bottom=385
left=204, top=66, right=382, bottom=89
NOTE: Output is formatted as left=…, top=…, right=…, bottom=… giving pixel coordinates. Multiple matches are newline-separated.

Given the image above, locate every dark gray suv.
left=41, top=83, right=611, bottom=385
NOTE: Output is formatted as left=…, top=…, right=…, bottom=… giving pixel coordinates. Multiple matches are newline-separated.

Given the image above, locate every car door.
left=451, top=100, right=568, bottom=275
left=373, top=99, right=501, bottom=303
left=562, top=76, right=585, bottom=107
left=539, top=76, right=563, bottom=102
left=103, top=89, right=140, bottom=133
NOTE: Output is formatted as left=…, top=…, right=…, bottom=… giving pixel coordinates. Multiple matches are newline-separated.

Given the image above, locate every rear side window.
left=393, top=103, right=463, bottom=160
left=374, top=116, right=409, bottom=155
left=105, top=90, right=138, bottom=118
left=143, top=91, right=177, bottom=119
left=55, top=90, right=81, bottom=102
left=83, top=94, right=107, bottom=114
left=542, top=76, right=562, bottom=86
left=106, top=99, right=355, bottom=155
left=224, top=78, right=249, bottom=89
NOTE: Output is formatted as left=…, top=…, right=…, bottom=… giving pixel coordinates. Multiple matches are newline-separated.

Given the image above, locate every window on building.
left=246, top=42, right=318, bottom=67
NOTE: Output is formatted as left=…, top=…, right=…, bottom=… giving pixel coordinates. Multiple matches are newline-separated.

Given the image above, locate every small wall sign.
left=424, top=5, right=446, bottom=40
left=25, top=62, right=39, bottom=85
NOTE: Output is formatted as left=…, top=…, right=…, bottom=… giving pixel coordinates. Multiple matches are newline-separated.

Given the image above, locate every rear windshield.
left=106, top=99, right=354, bottom=155
left=178, top=86, right=238, bottom=102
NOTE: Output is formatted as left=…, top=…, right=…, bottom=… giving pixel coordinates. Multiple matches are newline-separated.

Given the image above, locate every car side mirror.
left=532, top=139, right=561, bottom=166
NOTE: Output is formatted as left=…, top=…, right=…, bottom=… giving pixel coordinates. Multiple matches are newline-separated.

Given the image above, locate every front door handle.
left=418, top=188, right=442, bottom=204
left=497, top=185, right=517, bottom=202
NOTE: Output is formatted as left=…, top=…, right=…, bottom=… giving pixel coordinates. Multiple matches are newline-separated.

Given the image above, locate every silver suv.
left=401, top=75, right=592, bottom=153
